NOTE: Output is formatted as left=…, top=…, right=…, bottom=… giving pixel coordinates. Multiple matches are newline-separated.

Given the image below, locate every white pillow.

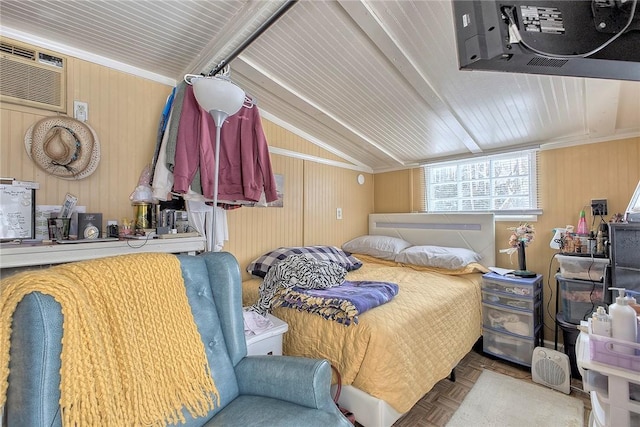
left=342, top=235, right=412, bottom=260
left=394, top=245, right=482, bottom=269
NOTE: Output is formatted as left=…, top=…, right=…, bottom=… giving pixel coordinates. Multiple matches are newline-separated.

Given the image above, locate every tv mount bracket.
left=592, top=0, right=640, bottom=34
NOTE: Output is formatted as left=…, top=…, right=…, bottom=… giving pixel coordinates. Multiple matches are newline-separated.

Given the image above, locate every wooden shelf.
left=0, top=236, right=206, bottom=269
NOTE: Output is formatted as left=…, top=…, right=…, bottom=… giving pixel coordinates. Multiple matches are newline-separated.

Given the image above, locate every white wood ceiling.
left=1, top=0, right=639, bottom=173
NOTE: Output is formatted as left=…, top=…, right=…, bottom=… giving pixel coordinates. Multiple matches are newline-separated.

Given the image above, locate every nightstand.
left=245, top=313, right=288, bottom=356
left=481, top=272, right=544, bottom=366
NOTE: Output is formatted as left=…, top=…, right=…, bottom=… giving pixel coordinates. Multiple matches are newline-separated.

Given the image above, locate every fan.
left=531, top=347, right=571, bottom=394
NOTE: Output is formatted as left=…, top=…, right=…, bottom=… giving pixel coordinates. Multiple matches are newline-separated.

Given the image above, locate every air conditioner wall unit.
left=0, top=39, right=67, bottom=113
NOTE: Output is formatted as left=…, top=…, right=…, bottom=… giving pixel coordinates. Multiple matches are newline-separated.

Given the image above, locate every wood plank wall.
left=303, top=161, right=373, bottom=246
left=374, top=169, right=412, bottom=213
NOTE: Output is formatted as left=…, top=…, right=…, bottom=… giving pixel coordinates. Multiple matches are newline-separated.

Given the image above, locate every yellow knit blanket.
left=0, top=253, right=219, bottom=426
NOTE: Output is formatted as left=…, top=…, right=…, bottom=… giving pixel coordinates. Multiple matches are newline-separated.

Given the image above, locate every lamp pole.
left=208, top=109, right=228, bottom=251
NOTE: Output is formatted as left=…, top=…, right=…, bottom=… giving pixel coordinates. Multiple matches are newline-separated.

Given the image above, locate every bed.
left=242, top=213, right=495, bottom=427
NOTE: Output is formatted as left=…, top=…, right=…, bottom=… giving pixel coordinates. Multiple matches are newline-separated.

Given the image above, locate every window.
left=423, top=150, right=540, bottom=217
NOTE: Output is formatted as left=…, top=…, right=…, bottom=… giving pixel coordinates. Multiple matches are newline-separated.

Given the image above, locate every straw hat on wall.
left=24, top=116, right=100, bottom=180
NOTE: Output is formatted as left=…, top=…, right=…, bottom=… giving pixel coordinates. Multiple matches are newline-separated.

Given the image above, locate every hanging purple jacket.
left=173, top=86, right=277, bottom=203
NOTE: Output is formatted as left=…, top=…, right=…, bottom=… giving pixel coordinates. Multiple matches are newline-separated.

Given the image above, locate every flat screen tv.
left=453, top=0, right=640, bottom=81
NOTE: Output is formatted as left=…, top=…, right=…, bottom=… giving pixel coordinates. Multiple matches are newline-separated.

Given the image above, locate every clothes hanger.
left=243, top=94, right=256, bottom=108
left=216, top=65, right=257, bottom=107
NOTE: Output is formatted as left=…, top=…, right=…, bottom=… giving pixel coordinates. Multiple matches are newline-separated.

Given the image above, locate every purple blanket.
left=277, top=280, right=399, bottom=326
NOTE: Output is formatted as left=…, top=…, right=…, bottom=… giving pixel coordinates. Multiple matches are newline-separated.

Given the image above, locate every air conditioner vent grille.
left=0, top=40, right=66, bottom=112
left=0, top=41, right=36, bottom=61
left=527, top=57, right=569, bottom=68
left=1, top=58, right=63, bottom=106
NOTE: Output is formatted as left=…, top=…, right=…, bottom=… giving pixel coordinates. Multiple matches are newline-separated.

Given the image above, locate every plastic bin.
left=582, top=369, right=608, bottom=395
left=588, top=333, right=640, bottom=372
left=482, top=272, right=542, bottom=297
left=482, top=289, right=541, bottom=311
left=557, top=274, right=605, bottom=323
left=482, top=328, right=537, bottom=366
left=557, top=254, right=609, bottom=281
left=482, top=302, right=538, bottom=338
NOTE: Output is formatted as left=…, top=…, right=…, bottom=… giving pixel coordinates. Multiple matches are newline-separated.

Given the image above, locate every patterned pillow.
left=247, top=246, right=362, bottom=278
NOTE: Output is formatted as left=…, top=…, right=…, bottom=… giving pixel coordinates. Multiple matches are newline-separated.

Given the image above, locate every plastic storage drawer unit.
left=483, top=328, right=538, bottom=366
left=481, top=272, right=542, bottom=298
left=481, top=273, right=543, bottom=367
left=557, top=274, right=605, bottom=324
left=556, top=254, right=609, bottom=282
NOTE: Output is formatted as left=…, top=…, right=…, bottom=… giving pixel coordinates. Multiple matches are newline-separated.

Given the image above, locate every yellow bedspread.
left=242, top=254, right=484, bottom=414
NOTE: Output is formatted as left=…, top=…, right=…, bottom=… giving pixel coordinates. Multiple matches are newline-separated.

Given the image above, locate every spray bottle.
left=577, top=209, right=588, bottom=236
left=609, top=288, right=638, bottom=354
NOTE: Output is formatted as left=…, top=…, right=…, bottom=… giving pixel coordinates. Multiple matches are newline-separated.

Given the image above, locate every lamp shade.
left=192, top=77, right=245, bottom=119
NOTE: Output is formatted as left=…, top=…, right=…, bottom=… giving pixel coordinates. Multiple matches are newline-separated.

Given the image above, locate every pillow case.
left=342, top=235, right=412, bottom=261
left=247, top=246, right=362, bottom=278
left=394, top=245, right=482, bottom=270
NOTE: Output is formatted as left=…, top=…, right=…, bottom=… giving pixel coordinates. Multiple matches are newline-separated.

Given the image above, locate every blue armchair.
left=4, top=252, right=352, bottom=426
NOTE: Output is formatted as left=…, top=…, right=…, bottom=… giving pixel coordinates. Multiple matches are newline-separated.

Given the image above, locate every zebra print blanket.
left=249, top=254, right=347, bottom=315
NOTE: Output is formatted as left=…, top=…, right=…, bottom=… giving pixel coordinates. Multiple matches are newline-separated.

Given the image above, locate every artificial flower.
left=500, top=223, right=535, bottom=256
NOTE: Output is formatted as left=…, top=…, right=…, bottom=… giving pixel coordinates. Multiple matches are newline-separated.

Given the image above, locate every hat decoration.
left=24, top=116, right=100, bottom=180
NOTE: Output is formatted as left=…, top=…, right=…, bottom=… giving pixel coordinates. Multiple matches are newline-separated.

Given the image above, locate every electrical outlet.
left=591, top=199, right=608, bottom=216
left=336, top=208, right=343, bottom=220
left=73, top=101, right=88, bottom=122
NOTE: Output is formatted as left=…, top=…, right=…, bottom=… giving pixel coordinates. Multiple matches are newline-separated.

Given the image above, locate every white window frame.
left=423, top=150, right=541, bottom=221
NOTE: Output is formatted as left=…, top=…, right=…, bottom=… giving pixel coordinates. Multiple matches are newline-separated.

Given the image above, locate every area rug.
left=446, top=370, right=584, bottom=427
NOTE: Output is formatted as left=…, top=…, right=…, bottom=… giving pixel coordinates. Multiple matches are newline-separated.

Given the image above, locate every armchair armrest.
left=235, top=356, right=336, bottom=411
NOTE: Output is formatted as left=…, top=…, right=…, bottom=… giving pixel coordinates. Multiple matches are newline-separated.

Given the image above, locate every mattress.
left=242, top=254, right=484, bottom=413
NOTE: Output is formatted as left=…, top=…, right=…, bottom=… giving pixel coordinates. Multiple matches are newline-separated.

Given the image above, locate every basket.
left=588, top=332, right=640, bottom=372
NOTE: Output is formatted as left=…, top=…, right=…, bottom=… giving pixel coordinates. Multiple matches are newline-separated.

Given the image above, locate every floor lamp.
left=192, top=76, right=245, bottom=251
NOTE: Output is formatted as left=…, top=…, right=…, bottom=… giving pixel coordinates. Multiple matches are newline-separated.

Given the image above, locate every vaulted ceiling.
left=1, top=0, right=639, bottom=173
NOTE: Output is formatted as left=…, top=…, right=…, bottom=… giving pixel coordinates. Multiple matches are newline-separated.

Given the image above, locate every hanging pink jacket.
left=173, top=86, right=277, bottom=203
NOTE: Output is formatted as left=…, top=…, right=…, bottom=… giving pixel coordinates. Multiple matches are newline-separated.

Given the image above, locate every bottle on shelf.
left=577, top=209, right=588, bottom=236
left=609, top=288, right=638, bottom=355
left=596, top=228, right=604, bottom=254
left=587, top=231, right=596, bottom=254
left=591, top=306, right=611, bottom=337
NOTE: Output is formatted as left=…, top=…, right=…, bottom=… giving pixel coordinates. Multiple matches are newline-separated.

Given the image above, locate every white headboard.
left=368, top=213, right=495, bottom=267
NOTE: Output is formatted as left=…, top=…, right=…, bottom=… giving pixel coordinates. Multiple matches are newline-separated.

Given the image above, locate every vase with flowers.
left=501, top=223, right=536, bottom=278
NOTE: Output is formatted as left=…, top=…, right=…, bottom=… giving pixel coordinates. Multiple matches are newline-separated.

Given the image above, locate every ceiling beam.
left=231, top=55, right=405, bottom=168
left=181, top=1, right=290, bottom=78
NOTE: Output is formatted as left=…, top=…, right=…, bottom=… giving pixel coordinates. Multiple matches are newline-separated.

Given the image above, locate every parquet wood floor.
left=375, top=344, right=592, bottom=427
